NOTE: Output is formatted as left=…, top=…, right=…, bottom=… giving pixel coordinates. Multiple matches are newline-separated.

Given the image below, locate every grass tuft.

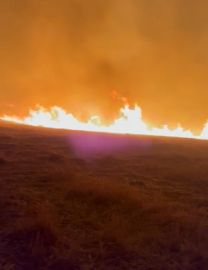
left=0, top=156, right=7, bottom=165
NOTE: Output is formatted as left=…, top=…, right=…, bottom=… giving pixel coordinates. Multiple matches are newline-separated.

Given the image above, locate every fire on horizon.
left=1, top=100, right=208, bottom=140
left=0, top=0, right=208, bottom=135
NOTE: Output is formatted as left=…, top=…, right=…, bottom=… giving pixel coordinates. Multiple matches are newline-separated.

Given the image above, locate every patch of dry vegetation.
left=0, top=156, right=7, bottom=165
left=1, top=170, right=208, bottom=270
left=62, top=177, right=208, bottom=269
left=0, top=124, right=208, bottom=269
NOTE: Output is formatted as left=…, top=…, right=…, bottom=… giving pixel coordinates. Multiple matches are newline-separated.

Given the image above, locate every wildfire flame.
left=1, top=104, right=208, bottom=140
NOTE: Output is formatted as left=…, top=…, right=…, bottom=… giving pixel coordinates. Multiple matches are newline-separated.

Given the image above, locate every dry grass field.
left=0, top=121, right=208, bottom=270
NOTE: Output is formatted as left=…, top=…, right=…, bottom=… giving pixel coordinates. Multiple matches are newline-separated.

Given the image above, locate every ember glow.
left=1, top=104, right=208, bottom=140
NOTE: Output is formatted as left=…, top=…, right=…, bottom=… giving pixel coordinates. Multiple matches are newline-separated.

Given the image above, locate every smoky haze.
left=0, top=0, right=208, bottom=133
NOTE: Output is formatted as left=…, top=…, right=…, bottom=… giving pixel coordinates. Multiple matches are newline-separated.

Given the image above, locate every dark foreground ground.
left=0, top=121, right=208, bottom=270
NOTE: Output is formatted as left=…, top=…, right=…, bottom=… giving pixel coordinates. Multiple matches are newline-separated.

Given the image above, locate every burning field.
left=1, top=103, right=208, bottom=140
left=0, top=120, right=208, bottom=270
left=1, top=0, right=208, bottom=268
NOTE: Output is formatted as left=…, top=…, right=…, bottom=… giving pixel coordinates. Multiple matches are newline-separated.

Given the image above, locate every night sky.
left=0, top=0, right=208, bottom=133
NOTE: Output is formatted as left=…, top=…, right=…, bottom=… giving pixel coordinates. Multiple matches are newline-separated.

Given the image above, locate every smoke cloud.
left=0, top=0, right=208, bottom=132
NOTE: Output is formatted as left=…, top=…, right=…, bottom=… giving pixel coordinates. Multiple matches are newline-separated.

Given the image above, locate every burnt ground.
left=0, top=121, right=208, bottom=270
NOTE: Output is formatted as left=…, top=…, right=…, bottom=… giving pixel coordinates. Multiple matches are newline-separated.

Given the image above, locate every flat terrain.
left=0, top=121, right=208, bottom=270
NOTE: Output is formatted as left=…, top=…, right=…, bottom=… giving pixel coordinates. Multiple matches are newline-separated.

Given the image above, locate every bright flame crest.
left=1, top=104, right=208, bottom=140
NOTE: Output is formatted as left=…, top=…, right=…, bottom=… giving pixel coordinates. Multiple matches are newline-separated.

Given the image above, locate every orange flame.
left=1, top=104, right=208, bottom=140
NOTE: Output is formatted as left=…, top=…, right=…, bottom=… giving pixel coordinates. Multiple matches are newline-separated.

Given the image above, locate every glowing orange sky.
left=0, top=0, right=208, bottom=134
